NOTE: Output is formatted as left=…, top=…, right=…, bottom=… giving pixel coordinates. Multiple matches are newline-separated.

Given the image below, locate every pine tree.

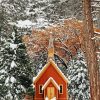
left=0, top=26, right=34, bottom=100
left=66, top=50, right=90, bottom=100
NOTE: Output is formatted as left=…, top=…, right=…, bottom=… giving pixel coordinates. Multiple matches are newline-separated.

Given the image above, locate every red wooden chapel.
left=33, top=35, right=68, bottom=100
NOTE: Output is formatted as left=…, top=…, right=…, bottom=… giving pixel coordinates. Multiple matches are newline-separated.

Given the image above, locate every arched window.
left=39, top=85, right=43, bottom=94
left=59, top=85, right=63, bottom=94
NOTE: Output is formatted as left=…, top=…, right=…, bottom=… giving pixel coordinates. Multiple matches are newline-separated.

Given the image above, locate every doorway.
left=47, top=87, right=55, bottom=99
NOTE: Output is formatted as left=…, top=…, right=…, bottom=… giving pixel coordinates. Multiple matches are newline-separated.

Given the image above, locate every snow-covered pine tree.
left=0, top=5, right=12, bottom=99
left=0, top=26, right=34, bottom=100
left=32, top=50, right=47, bottom=75
left=66, top=50, right=90, bottom=100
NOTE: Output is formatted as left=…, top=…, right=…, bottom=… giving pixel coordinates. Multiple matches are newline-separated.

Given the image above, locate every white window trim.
left=39, top=84, right=43, bottom=94
left=59, top=84, right=63, bottom=94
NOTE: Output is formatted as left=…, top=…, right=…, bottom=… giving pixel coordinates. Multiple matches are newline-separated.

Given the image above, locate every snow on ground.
left=45, top=97, right=56, bottom=100
left=51, top=97, right=56, bottom=100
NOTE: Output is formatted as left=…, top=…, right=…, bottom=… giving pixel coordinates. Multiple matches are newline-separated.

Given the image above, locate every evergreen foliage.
left=26, top=86, right=35, bottom=96
left=0, top=0, right=99, bottom=99
left=0, top=26, right=34, bottom=99
left=66, top=50, right=90, bottom=100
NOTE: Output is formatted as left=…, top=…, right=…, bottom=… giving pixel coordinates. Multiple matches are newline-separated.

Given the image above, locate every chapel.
left=33, top=34, right=68, bottom=100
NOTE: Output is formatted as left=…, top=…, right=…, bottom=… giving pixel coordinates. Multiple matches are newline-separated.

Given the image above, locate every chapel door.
left=47, top=87, right=55, bottom=99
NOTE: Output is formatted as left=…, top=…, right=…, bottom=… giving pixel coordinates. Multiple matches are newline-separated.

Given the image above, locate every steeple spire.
left=48, top=33, right=54, bottom=61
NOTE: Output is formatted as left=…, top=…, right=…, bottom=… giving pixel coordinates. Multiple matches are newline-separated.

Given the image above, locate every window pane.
left=40, top=85, right=43, bottom=93
left=60, top=85, right=63, bottom=93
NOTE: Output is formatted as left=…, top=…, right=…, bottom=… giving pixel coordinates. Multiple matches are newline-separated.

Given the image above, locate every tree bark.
left=82, top=0, right=100, bottom=100
left=97, top=10, right=100, bottom=29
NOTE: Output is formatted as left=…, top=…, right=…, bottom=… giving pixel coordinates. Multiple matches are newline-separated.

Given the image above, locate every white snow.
left=6, top=91, right=13, bottom=100
left=96, top=52, right=100, bottom=54
left=92, top=5, right=100, bottom=8
left=78, top=73, right=81, bottom=77
left=0, top=0, right=2, bottom=3
left=33, top=84, right=35, bottom=88
left=0, top=69, right=7, bottom=74
left=35, top=17, right=49, bottom=28
left=95, top=31, right=100, bottom=34
left=20, top=85, right=26, bottom=92
left=51, top=97, right=56, bottom=100
left=91, top=36, right=100, bottom=40
left=33, top=77, right=36, bottom=82
left=5, top=77, right=9, bottom=84
left=36, top=0, right=48, bottom=3
left=5, top=76, right=16, bottom=85
left=10, top=76, right=16, bottom=83
left=16, top=20, right=34, bottom=28
left=97, top=54, right=100, bottom=59
left=16, top=18, right=49, bottom=28
left=45, top=97, right=56, bottom=100
left=10, top=43, right=17, bottom=50
left=26, top=10, right=35, bottom=16
left=79, top=84, right=83, bottom=89
left=45, top=97, right=48, bottom=100
left=8, top=22, right=17, bottom=26
left=11, top=60, right=17, bottom=68
left=12, top=32, right=16, bottom=40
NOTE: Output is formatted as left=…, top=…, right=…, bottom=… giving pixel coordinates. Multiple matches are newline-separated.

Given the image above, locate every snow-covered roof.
left=33, top=77, right=36, bottom=82
left=34, top=59, right=68, bottom=84
left=42, top=77, right=60, bottom=90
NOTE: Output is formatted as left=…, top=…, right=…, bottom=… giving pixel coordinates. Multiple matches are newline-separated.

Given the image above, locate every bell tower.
left=48, top=33, right=54, bottom=61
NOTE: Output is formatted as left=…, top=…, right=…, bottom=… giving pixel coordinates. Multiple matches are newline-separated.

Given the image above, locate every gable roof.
left=42, top=77, right=60, bottom=90
left=34, top=59, right=68, bottom=84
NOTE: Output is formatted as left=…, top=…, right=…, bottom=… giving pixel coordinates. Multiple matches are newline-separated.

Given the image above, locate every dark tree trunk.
left=82, top=0, right=100, bottom=100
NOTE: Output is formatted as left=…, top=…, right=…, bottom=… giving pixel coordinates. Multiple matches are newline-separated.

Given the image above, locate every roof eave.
left=34, top=59, right=69, bottom=84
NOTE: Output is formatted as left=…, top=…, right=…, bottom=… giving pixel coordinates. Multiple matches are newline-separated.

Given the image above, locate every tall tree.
left=0, top=26, right=34, bottom=99
left=66, top=50, right=90, bottom=100
left=82, top=0, right=100, bottom=100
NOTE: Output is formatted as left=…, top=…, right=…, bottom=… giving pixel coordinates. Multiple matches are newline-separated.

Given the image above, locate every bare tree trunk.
left=82, top=0, right=100, bottom=100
